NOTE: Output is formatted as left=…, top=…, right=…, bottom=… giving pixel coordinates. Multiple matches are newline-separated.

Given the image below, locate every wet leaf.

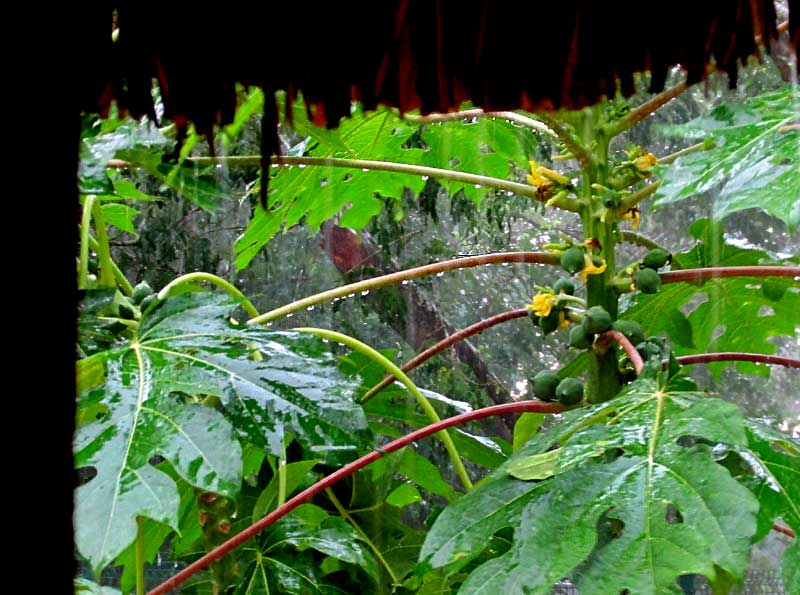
left=655, top=85, right=800, bottom=230
left=622, top=219, right=800, bottom=377
left=421, top=378, right=761, bottom=593
left=101, top=203, right=139, bottom=233
left=75, top=292, right=370, bottom=574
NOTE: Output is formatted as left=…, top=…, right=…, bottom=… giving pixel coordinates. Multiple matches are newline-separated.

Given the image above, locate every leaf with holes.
left=234, top=101, right=543, bottom=268
left=622, top=219, right=800, bottom=377
left=421, top=377, right=762, bottom=594
left=74, top=292, right=370, bottom=574
left=654, top=85, right=800, bottom=230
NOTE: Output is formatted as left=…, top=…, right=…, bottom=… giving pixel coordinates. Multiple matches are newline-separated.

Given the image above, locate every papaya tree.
left=75, top=72, right=799, bottom=595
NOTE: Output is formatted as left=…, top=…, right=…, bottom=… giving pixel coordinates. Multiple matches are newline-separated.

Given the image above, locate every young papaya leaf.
left=654, top=85, right=800, bottom=230
left=422, top=378, right=762, bottom=593
left=622, top=219, right=799, bottom=377
left=75, top=292, right=370, bottom=574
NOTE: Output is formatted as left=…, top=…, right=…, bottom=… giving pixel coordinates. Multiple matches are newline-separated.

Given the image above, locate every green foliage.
left=75, top=73, right=800, bottom=595
left=421, top=377, right=774, bottom=593
left=622, top=219, right=800, bottom=376
left=655, top=85, right=800, bottom=230
left=75, top=292, right=371, bottom=573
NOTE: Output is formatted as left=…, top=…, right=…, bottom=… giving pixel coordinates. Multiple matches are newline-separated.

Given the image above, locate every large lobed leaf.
left=75, top=292, right=370, bottom=574
left=234, top=100, right=541, bottom=269
left=622, top=219, right=800, bottom=377
left=420, top=377, right=769, bottom=594
left=653, top=85, right=800, bottom=230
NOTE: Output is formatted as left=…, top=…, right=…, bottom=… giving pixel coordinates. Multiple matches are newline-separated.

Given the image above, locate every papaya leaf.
left=260, top=504, right=380, bottom=583
left=74, top=292, right=370, bottom=574
left=622, top=219, right=799, bottom=377
left=421, top=378, right=762, bottom=593
left=739, top=423, right=800, bottom=541
left=234, top=101, right=543, bottom=268
left=235, top=106, right=426, bottom=268
left=654, top=85, right=800, bottom=230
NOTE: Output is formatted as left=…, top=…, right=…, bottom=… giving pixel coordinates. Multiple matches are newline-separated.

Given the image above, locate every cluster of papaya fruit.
left=528, top=246, right=673, bottom=406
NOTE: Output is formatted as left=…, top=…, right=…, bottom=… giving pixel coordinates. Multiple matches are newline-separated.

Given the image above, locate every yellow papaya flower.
left=527, top=292, right=557, bottom=317
left=633, top=152, right=657, bottom=171
left=526, top=160, right=549, bottom=188
left=579, top=255, right=607, bottom=283
left=557, top=311, right=570, bottom=330
left=621, top=207, right=640, bottom=229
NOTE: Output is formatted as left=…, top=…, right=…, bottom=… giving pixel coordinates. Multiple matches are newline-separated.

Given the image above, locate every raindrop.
left=421, top=175, right=429, bottom=180
left=286, top=313, right=293, bottom=318
left=322, top=338, right=330, bottom=343
left=361, top=168, right=369, bottom=172
left=361, top=290, right=370, bottom=296
left=401, top=280, right=410, bottom=286
left=306, top=305, right=315, bottom=311
left=474, top=184, right=482, bottom=189
left=347, top=293, right=356, bottom=299
left=266, top=322, right=272, bottom=327
left=436, top=272, right=445, bottom=277
left=298, top=164, right=307, bottom=169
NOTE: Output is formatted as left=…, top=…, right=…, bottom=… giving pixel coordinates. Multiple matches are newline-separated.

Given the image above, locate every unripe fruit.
left=555, top=378, right=584, bottom=405
left=642, top=248, right=671, bottom=270
left=531, top=371, right=560, bottom=401
left=553, top=278, right=575, bottom=295
left=560, top=247, right=585, bottom=274
left=132, top=281, right=154, bottom=305
left=611, top=320, right=645, bottom=346
left=636, top=341, right=663, bottom=361
left=538, top=309, right=560, bottom=335
left=634, top=267, right=661, bottom=294
left=584, top=306, right=612, bottom=334
left=568, top=324, right=592, bottom=349
left=139, top=294, right=159, bottom=313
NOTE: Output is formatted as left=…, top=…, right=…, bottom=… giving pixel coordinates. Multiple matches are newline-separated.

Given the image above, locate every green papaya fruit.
left=555, top=378, right=584, bottom=405
left=583, top=305, right=612, bottom=334
left=568, top=323, right=592, bottom=349
left=634, top=267, right=661, bottom=294
left=560, top=247, right=585, bottom=274
left=132, top=281, right=154, bottom=305
left=636, top=341, right=663, bottom=361
left=538, top=309, right=561, bottom=334
left=642, top=248, right=671, bottom=270
left=611, top=320, right=645, bottom=346
left=553, top=278, right=575, bottom=295
left=531, top=371, right=560, bottom=401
